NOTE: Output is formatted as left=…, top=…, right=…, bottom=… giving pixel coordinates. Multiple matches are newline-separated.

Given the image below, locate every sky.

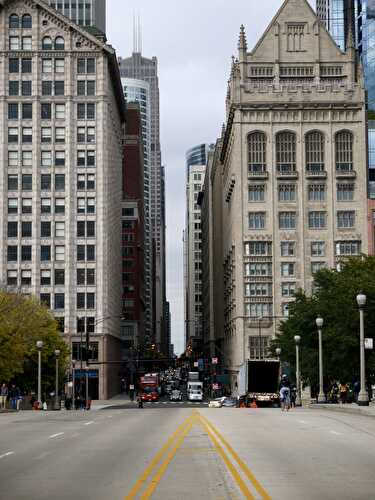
left=107, top=0, right=315, bottom=355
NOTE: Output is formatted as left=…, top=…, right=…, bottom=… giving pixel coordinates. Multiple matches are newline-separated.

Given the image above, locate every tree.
left=272, top=257, right=375, bottom=389
left=0, top=291, right=68, bottom=393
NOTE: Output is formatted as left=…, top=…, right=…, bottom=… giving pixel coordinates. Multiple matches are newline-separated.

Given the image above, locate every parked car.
left=208, top=397, right=225, bottom=408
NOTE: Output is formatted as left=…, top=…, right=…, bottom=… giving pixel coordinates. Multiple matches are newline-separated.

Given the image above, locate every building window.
left=245, top=303, right=273, bottom=319
left=8, top=174, right=18, bottom=190
left=22, top=150, right=32, bottom=166
left=279, top=212, right=296, bottom=229
left=22, top=174, right=32, bottom=191
left=22, top=127, right=32, bottom=143
left=54, top=293, right=65, bottom=310
left=40, top=293, right=51, bottom=308
left=21, top=245, right=31, bottom=261
left=281, top=262, right=295, bottom=277
left=55, top=59, right=65, bottom=73
left=248, top=212, right=265, bottom=229
left=42, top=36, right=52, bottom=50
left=41, top=198, right=51, bottom=214
left=41, top=127, right=51, bottom=143
left=282, top=303, right=290, bottom=317
left=278, top=184, right=296, bottom=202
left=41, top=103, right=51, bottom=120
left=9, top=58, right=19, bottom=73
left=8, top=151, right=19, bottom=167
left=306, top=131, right=324, bottom=172
left=8, top=127, right=18, bottom=143
left=9, top=81, right=19, bottom=96
left=7, top=221, right=18, bottom=238
left=337, top=211, right=355, bottom=228
left=22, top=198, right=32, bottom=214
left=308, top=184, right=325, bottom=201
left=22, top=14, right=32, bottom=29
left=244, top=262, right=272, bottom=276
left=248, top=132, right=267, bottom=172
left=55, top=174, right=65, bottom=191
left=7, top=246, right=18, bottom=262
left=54, top=36, right=65, bottom=50
left=42, top=81, right=52, bottom=95
left=8, top=198, right=18, bottom=214
left=42, top=59, right=52, bottom=73
left=336, top=130, right=353, bottom=172
left=55, top=221, right=65, bottom=238
left=245, top=283, right=272, bottom=297
left=9, top=36, right=20, bottom=51
left=41, top=221, right=51, bottom=238
left=337, top=183, right=354, bottom=201
left=308, top=211, right=326, bottom=229
left=55, top=127, right=65, bottom=143
left=55, top=245, right=65, bottom=261
left=22, top=36, right=32, bottom=50
left=41, top=245, right=51, bottom=261
left=22, top=58, right=32, bottom=73
left=40, top=270, right=51, bottom=286
left=9, top=14, right=19, bottom=28
left=311, top=241, right=325, bottom=256
left=22, top=221, right=32, bottom=238
left=54, top=81, right=65, bottom=96
left=41, top=151, right=52, bottom=167
left=244, top=241, right=272, bottom=256
left=41, top=174, right=51, bottom=191
left=335, top=241, right=361, bottom=255
left=21, top=81, right=32, bottom=96
left=55, top=104, right=65, bottom=119
left=282, top=282, right=295, bottom=297
left=311, top=262, right=326, bottom=273
left=8, top=103, right=18, bottom=120
left=55, top=151, right=65, bottom=166
left=276, top=131, right=296, bottom=173
left=21, top=269, right=31, bottom=286
left=55, top=198, right=65, bottom=214
left=7, top=270, right=18, bottom=286
left=248, top=184, right=265, bottom=202
left=280, top=241, right=295, bottom=256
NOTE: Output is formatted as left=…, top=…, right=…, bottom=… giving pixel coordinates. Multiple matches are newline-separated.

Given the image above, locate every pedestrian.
left=353, top=380, right=360, bottom=403
left=9, top=384, right=18, bottom=410
left=137, top=395, right=143, bottom=408
left=339, top=382, right=349, bottom=404
left=0, top=383, right=8, bottom=409
left=16, top=388, right=22, bottom=411
left=290, top=385, right=297, bottom=408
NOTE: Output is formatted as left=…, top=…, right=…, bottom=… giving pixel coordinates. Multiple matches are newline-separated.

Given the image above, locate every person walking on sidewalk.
left=9, top=384, right=19, bottom=410
left=339, top=382, right=349, bottom=404
left=0, top=384, right=8, bottom=409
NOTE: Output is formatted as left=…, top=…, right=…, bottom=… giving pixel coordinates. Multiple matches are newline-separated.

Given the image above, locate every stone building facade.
left=0, top=0, right=125, bottom=399
left=205, top=0, right=368, bottom=388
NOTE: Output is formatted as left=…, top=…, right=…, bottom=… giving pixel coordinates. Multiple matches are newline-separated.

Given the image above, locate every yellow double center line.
left=125, top=411, right=271, bottom=500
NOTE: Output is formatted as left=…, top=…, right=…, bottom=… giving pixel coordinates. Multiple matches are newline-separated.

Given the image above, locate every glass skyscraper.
left=317, top=0, right=347, bottom=50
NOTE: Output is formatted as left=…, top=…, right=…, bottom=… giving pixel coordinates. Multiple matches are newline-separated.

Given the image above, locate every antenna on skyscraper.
left=139, top=15, right=142, bottom=54
left=133, top=12, right=137, bottom=53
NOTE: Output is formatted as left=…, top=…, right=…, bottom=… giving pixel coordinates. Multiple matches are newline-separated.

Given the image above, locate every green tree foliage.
left=0, top=291, right=68, bottom=392
left=273, top=257, right=375, bottom=387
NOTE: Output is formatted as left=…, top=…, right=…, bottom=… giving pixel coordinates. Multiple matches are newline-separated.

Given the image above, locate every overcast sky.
left=107, top=0, right=315, bottom=355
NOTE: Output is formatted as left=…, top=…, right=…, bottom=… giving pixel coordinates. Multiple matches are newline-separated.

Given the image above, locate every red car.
left=141, top=391, right=159, bottom=402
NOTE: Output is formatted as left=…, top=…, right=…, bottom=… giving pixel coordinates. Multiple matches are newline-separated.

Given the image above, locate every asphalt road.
left=0, top=406, right=375, bottom=499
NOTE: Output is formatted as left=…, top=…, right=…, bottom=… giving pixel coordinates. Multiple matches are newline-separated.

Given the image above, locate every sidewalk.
left=310, top=402, right=375, bottom=418
left=91, top=393, right=136, bottom=411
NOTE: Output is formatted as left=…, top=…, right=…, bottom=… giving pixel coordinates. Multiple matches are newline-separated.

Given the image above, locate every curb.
left=310, top=404, right=375, bottom=418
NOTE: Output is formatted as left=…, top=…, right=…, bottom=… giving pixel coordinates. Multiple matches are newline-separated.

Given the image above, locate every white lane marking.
left=330, top=430, right=342, bottom=436
left=34, top=451, right=52, bottom=460
left=0, top=451, right=14, bottom=459
left=107, top=415, right=113, bottom=418
left=298, top=420, right=308, bottom=424
left=49, top=432, right=64, bottom=439
left=84, top=421, right=94, bottom=426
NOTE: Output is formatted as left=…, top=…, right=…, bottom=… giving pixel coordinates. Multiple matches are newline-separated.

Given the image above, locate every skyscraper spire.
left=238, top=24, right=247, bottom=51
left=132, top=12, right=142, bottom=53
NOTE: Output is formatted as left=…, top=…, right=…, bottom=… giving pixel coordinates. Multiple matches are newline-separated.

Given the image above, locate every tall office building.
left=0, top=0, right=125, bottom=399
left=184, top=163, right=206, bottom=347
left=121, top=78, right=152, bottom=341
left=46, top=0, right=106, bottom=33
left=202, top=0, right=368, bottom=390
left=118, top=50, right=167, bottom=353
left=186, top=144, right=211, bottom=175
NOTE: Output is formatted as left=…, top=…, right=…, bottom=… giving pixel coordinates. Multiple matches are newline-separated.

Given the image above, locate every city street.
left=0, top=406, right=375, bottom=499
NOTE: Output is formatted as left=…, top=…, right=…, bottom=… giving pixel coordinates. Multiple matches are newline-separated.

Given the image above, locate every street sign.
left=365, top=338, right=373, bottom=350
left=212, top=357, right=218, bottom=365
left=193, top=361, right=199, bottom=367
left=212, top=383, right=219, bottom=390
left=129, top=384, right=135, bottom=390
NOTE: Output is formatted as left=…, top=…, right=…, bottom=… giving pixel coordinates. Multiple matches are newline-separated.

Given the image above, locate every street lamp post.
left=294, top=335, right=301, bottom=406
left=36, top=341, right=44, bottom=408
left=356, top=293, right=369, bottom=406
left=54, top=349, right=60, bottom=410
left=72, top=359, right=76, bottom=409
left=316, top=317, right=326, bottom=403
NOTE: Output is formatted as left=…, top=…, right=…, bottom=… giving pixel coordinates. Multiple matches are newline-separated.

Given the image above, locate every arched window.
left=54, top=36, right=65, bottom=50
left=22, top=14, right=32, bottom=29
left=42, top=36, right=52, bottom=50
left=276, top=131, right=296, bottom=173
left=248, top=132, right=267, bottom=173
left=335, top=130, right=353, bottom=172
left=305, top=131, right=325, bottom=172
left=9, top=14, right=19, bottom=28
